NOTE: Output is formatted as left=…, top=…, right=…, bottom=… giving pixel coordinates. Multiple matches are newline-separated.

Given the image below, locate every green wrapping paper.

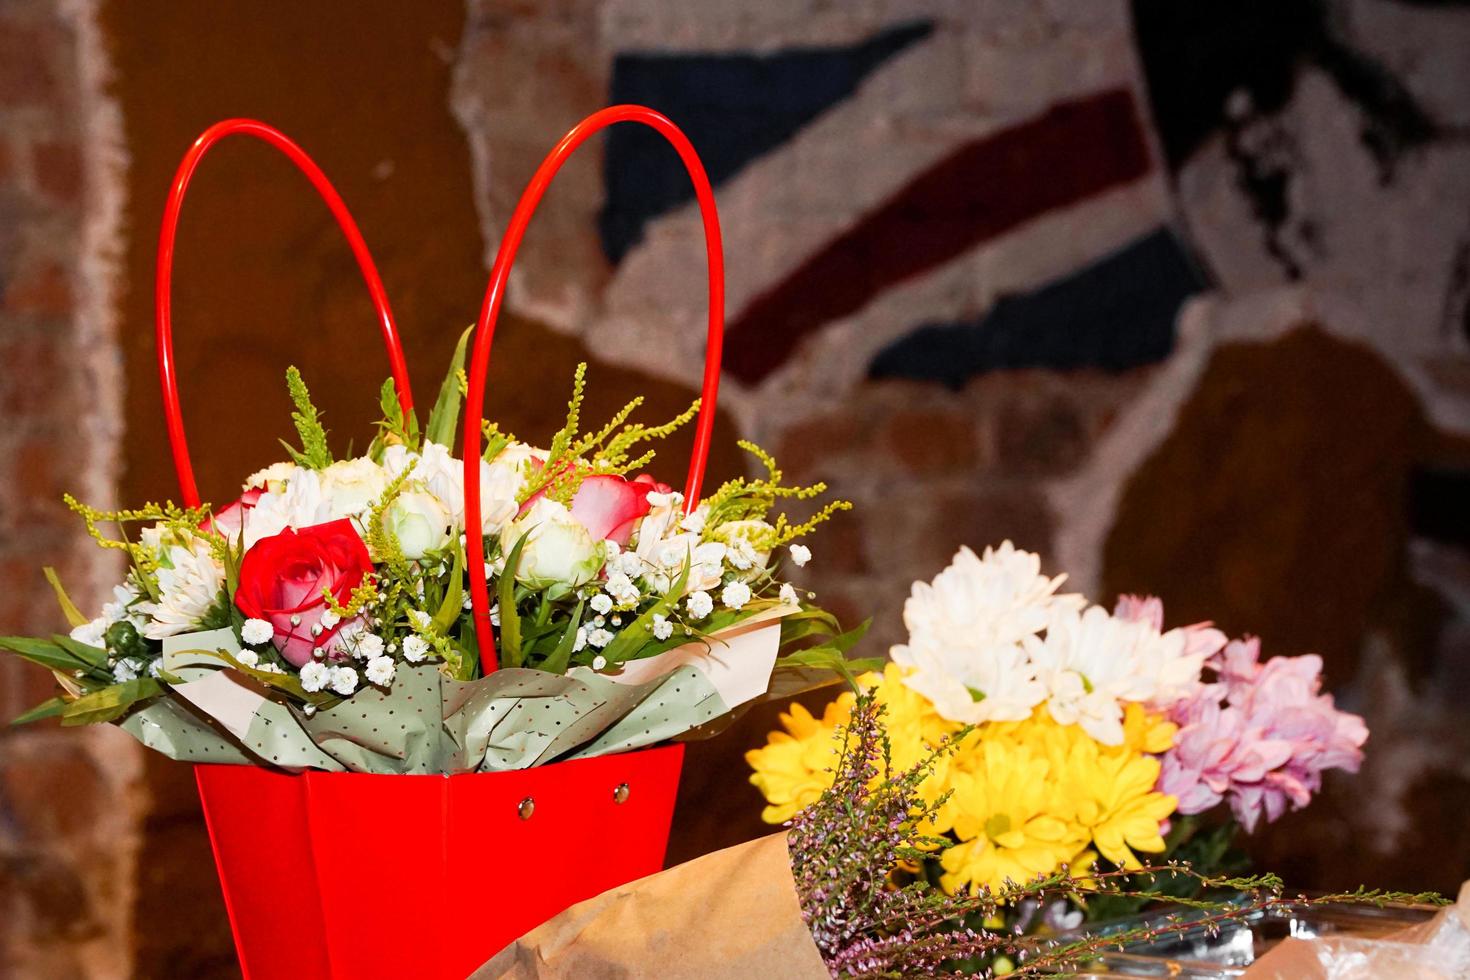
left=129, top=623, right=754, bottom=774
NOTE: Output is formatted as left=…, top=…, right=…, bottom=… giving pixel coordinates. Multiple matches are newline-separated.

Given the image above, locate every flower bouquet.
left=3, top=108, right=863, bottom=980
left=748, top=542, right=1369, bottom=952
left=486, top=692, right=1432, bottom=979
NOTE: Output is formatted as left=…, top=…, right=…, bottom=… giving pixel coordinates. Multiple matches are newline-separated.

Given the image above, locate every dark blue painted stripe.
left=600, top=20, right=933, bottom=262
left=868, top=228, right=1207, bottom=388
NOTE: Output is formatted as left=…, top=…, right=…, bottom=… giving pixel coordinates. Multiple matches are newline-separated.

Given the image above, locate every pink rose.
left=233, top=519, right=373, bottom=667
left=520, top=474, right=655, bottom=546
left=204, top=487, right=263, bottom=539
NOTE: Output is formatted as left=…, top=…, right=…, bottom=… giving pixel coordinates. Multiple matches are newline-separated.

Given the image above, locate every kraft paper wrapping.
left=1243, top=883, right=1470, bottom=979
left=119, top=614, right=791, bottom=774
left=473, top=832, right=830, bottom=980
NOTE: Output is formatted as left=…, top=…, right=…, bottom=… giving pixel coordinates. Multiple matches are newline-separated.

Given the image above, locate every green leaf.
left=43, top=567, right=88, bottom=628
left=0, top=636, right=91, bottom=673
left=425, top=325, right=472, bottom=448
left=775, top=647, right=883, bottom=687
left=497, top=533, right=529, bottom=669
left=827, top=618, right=871, bottom=654
left=432, top=544, right=466, bottom=636
left=59, top=678, right=163, bottom=726
left=11, top=696, right=68, bottom=725
left=52, top=635, right=108, bottom=669
left=598, top=558, right=691, bottom=666
left=539, top=600, right=585, bottom=675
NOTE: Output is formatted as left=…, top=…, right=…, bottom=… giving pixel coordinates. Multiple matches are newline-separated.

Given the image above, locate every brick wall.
left=0, top=0, right=138, bottom=976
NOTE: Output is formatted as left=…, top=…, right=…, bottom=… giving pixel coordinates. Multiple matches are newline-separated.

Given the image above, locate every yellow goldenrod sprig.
left=366, top=461, right=416, bottom=573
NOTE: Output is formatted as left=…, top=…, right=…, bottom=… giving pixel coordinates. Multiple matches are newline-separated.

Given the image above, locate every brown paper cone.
left=473, top=832, right=830, bottom=979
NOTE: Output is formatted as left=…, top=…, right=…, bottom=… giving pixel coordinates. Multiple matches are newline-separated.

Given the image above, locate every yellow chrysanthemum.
left=1120, top=701, right=1177, bottom=755
left=747, top=671, right=1180, bottom=891
left=937, top=736, right=1087, bottom=894
left=1045, top=708, right=1177, bottom=870
left=744, top=695, right=854, bottom=823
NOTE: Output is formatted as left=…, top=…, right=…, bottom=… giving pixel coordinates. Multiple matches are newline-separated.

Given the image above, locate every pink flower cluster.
left=1158, top=633, right=1368, bottom=833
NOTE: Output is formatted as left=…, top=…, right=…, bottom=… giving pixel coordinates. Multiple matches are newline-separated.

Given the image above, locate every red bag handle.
left=156, top=118, right=414, bottom=509
left=463, top=105, right=726, bottom=674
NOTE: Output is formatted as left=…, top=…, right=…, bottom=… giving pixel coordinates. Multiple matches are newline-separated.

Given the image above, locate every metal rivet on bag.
left=612, top=783, right=630, bottom=805
left=517, top=797, right=535, bottom=820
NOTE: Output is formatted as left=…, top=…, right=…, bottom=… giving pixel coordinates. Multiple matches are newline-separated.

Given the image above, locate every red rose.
left=234, top=519, right=373, bottom=667
left=204, top=486, right=263, bottom=539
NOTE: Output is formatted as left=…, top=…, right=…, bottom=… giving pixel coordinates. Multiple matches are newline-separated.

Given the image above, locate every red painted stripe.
left=724, top=87, right=1152, bottom=384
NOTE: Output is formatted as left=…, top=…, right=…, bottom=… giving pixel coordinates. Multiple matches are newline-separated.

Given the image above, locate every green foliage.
left=517, top=363, right=700, bottom=504
left=425, top=326, right=473, bottom=448
left=281, top=366, right=334, bottom=469
left=0, top=635, right=108, bottom=680
left=497, top=533, right=529, bottom=668
left=11, top=697, right=67, bottom=725
left=43, top=567, right=88, bottom=628
left=368, top=377, right=421, bottom=460
left=59, top=678, right=163, bottom=726
left=65, top=496, right=212, bottom=599
left=702, top=442, right=853, bottom=550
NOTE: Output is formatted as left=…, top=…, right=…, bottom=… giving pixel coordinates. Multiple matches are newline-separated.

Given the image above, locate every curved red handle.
left=157, top=118, right=414, bottom=509
left=463, top=105, right=725, bottom=674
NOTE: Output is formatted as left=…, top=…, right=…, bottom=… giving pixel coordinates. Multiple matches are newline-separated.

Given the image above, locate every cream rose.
left=501, top=498, right=604, bottom=599
left=380, top=491, right=453, bottom=560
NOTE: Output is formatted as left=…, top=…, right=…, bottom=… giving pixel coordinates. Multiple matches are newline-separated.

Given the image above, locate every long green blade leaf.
left=497, top=533, right=528, bottom=669
left=59, top=678, right=163, bottom=726
left=425, top=325, right=472, bottom=447
left=43, top=568, right=89, bottom=628
left=540, top=600, right=585, bottom=675
left=0, top=636, right=88, bottom=673
left=11, top=696, right=68, bottom=725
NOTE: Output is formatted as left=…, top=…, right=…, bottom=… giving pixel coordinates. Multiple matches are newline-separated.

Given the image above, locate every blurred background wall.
left=1, top=0, right=1467, bottom=975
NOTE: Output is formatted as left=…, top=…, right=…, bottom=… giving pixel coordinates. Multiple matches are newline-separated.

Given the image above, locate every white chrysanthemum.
left=401, top=635, right=429, bottom=663
left=1023, top=605, right=1206, bottom=744
left=241, top=618, right=274, bottom=646
left=721, top=581, right=752, bottom=610
left=778, top=582, right=799, bottom=607
left=139, top=538, right=225, bottom=639
left=590, top=593, right=613, bottom=615
left=788, top=543, right=811, bottom=567
left=893, top=636, right=1046, bottom=724
left=652, top=614, right=673, bottom=641
left=685, top=590, right=714, bottom=619
left=329, top=665, right=359, bottom=696
left=901, top=542, right=1080, bottom=652
left=300, top=662, right=330, bottom=692
left=365, top=655, right=395, bottom=687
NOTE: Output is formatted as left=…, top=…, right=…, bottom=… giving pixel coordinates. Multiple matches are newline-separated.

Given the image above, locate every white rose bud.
left=380, top=491, right=453, bottom=560
left=500, top=498, right=604, bottom=600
